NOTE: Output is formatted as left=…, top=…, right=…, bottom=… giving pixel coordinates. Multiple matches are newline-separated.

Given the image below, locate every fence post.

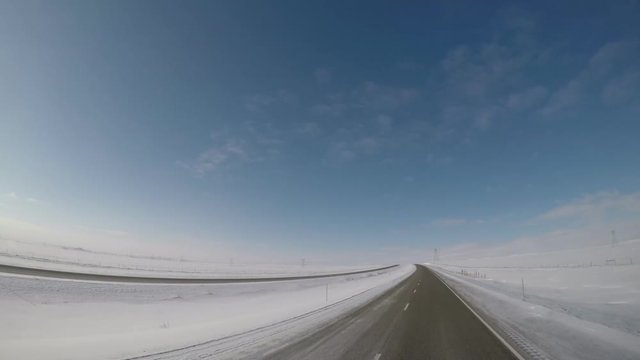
left=325, top=283, right=329, bottom=303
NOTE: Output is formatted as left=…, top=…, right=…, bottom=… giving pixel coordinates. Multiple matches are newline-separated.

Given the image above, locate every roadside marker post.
left=325, top=283, right=329, bottom=303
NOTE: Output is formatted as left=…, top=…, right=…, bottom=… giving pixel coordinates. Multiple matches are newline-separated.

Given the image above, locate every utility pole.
left=611, top=229, right=617, bottom=248
left=301, top=258, right=306, bottom=267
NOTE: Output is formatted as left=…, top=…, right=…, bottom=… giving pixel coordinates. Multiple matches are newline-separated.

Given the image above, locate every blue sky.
left=1, top=1, right=640, bottom=263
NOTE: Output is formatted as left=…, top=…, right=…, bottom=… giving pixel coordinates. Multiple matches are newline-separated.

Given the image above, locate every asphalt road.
left=0, top=263, right=397, bottom=283
left=266, top=265, right=519, bottom=360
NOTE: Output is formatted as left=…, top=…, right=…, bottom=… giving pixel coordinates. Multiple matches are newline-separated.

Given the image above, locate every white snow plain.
left=428, top=239, right=640, bottom=360
left=0, top=259, right=414, bottom=360
left=0, top=238, right=373, bottom=278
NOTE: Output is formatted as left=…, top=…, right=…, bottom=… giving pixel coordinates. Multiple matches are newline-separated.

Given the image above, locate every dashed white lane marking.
left=403, top=303, right=410, bottom=311
left=413, top=289, right=416, bottom=294
left=373, top=353, right=382, bottom=360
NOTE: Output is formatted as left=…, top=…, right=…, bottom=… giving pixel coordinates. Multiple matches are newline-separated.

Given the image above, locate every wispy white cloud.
left=440, top=44, right=529, bottom=101
left=313, top=67, right=333, bottom=84
left=244, top=94, right=276, bottom=112
left=601, top=71, right=640, bottom=105
left=440, top=190, right=640, bottom=260
left=328, top=141, right=357, bottom=162
left=425, top=153, right=454, bottom=165
left=440, top=224, right=640, bottom=261
left=395, top=60, right=424, bottom=72
left=3, top=192, right=41, bottom=205
left=185, top=139, right=249, bottom=175
left=433, top=14, right=545, bottom=133
left=542, top=41, right=640, bottom=115
left=327, top=137, right=381, bottom=162
left=182, top=120, right=285, bottom=176
left=230, top=18, right=637, bottom=172
left=538, top=191, right=640, bottom=222
left=0, top=216, right=241, bottom=261
left=310, top=81, right=419, bottom=119
left=430, top=218, right=468, bottom=227
left=296, top=121, right=322, bottom=135
left=306, top=82, right=420, bottom=162
left=376, top=114, right=393, bottom=133
left=310, top=103, right=345, bottom=117
left=5, top=192, right=19, bottom=200
left=351, top=81, right=420, bottom=111
left=506, top=86, right=548, bottom=110
left=428, top=218, right=484, bottom=227
left=244, top=89, right=298, bottom=112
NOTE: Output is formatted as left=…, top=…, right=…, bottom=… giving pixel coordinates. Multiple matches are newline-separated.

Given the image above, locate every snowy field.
left=428, top=239, right=640, bottom=360
left=0, top=263, right=414, bottom=360
left=0, top=238, right=374, bottom=278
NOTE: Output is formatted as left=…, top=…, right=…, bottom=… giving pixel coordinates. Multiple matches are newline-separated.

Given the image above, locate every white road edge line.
left=403, top=303, right=410, bottom=311
left=426, top=266, right=527, bottom=360
left=373, top=353, right=382, bottom=360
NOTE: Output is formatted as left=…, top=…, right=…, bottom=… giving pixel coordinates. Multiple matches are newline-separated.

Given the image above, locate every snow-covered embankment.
left=428, top=239, right=640, bottom=360
left=0, top=264, right=414, bottom=360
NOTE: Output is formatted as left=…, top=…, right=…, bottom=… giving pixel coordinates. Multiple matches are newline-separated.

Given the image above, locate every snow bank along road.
left=428, top=239, right=640, bottom=360
left=264, top=265, right=519, bottom=360
left=0, top=263, right=413, bottom=359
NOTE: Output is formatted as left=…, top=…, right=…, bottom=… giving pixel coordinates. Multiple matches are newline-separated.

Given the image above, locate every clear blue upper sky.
left=1, top=1, right=639, bottom=260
